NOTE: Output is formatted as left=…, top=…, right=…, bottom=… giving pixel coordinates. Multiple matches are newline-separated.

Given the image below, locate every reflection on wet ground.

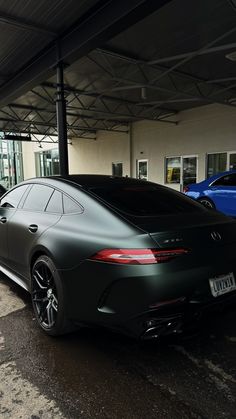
left=0, top=273, right=236, bottom=419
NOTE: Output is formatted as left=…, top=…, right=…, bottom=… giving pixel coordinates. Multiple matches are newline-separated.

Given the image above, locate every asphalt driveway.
left=0, top=273, right=236, bottom=419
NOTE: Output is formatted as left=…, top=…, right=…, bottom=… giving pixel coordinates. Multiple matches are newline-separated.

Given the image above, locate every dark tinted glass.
left=0, top=185, right=29, bottom=208
left=212, top=174, right=236, bottom=187
left=207, top=153, right=227, bottom=178
left=63, top=194, right=82, bottom=214
left=46, top=190, right=63, bottom=213
left=0, top=185, right=6, bottom=196
left=22, top=184, right=53, bottom=211
left=112, top=163, right=123, bottom=177
left=89, top=183, right=205, bottom=216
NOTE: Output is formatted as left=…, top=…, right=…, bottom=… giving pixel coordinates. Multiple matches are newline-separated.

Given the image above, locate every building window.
left=207, top=153, right=227, bottom=178
left=35, top=149, right=59, bottom=177
left=0, top=139, right=24, bottom=189
left=207, top=151, right=236, bottom=178
left=166, top=157, right=181, bottom=184
left=229, top=152, right=236, bottom=170
left=165, top=156, right=197, bottom=187
left=137, top=159, right=148, bottom=180
left=112, top=162, right=123, bottom=177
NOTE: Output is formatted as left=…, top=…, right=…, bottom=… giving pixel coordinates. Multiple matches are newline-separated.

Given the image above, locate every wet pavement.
left=0, top=273, right=236, bottom=419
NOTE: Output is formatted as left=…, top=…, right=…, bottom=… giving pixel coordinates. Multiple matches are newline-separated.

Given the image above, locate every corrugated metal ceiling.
left=0, top=0, right=236, bottom=141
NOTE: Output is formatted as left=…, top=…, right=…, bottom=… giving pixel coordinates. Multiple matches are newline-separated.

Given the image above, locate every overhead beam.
left=206, top=77, right=236, bottom=84
left=136, top=98, right=202, bottom=105
left=0, top=12, right=56, bottom=36
left=8, top=102, right=130, bottom=125
left=149, top=26, right=236, bottom=85
left=0, top=128, right=96, bottom=141
left=149, top=42, right=236, bottom=65
left=95, top=48, right=236, bottom=108
left=0, top=0, right=172, bottom=107
left=82, top=75, right=236, bottom=108
left=0, top=117, right=129, bottom=134
left=6, top=101, right=176, bottom=126
left=96, top=47, right=236, bottom=92
left=42, top=81, right=176, bottom=114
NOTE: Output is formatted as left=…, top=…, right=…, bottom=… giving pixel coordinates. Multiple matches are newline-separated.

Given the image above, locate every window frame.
left=206, top=150, right=236, bottom=178
left=165, top=155, right=198, bottom=187
left=62, top=193, right=84, bottom=215
left=112, top=162, right=123, bottom=177
left=45, top=189, right=64, bottom=214
left=35, top=148, right=60, bottom=177
left=136, top=159, right=148, bottom=181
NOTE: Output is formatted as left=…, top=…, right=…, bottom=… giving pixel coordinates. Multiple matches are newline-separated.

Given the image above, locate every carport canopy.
left=0, top=0, right=236, bottom=174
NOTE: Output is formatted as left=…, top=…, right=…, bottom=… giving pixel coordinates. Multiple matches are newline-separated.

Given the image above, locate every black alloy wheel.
left=198, top=197, right=215, bottom=210
left=31, top=256, right=70, bottom=335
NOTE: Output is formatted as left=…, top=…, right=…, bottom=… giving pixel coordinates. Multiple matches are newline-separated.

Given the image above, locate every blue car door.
left=208, top=173, right=236, bottom=216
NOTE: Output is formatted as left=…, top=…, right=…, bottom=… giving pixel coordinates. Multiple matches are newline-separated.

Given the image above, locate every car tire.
left=198, top=197, right=216, bottom=210
left=31, top=255, right=73, bottom=336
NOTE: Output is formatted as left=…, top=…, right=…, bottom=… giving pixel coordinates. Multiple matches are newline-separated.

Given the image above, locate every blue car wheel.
left=198, top=197, right=215, bottom=209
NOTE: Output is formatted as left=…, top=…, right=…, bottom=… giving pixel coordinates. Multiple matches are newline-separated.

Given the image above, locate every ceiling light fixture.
left=141, top=87, right=147, bottom=100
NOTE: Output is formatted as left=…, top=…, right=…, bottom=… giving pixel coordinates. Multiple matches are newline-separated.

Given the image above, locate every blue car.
left=184, top=170, right=236, bottom=217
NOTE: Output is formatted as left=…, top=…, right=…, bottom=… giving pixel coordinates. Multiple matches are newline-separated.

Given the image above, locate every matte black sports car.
left=0, top=175, right=236, bottom=339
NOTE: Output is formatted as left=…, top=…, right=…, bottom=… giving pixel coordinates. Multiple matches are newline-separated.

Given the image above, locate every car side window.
left=212, top=174, right=236, bottom=187
left=63, top=194, right=83, bottom=214
left=0, top=185, right=29, bottom=208
left=45, top=190, right=63, bottom=214
left=0, top=185, right=6, bottom=197
left=22, top=184, right=54, bottom=211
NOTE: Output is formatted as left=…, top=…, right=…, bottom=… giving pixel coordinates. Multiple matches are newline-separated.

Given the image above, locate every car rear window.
left=88, top=183, right=205, bottom=216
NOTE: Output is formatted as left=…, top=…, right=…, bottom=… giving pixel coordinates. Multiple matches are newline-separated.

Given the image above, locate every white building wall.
left=132, top=104, right=236, bottom=189
left=69, top=130, right=130, bottom=176
left=21, top=104, right=236, bottom=188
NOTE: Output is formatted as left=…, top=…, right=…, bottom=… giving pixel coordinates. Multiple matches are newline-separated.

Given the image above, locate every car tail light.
left=183, top=186, right=189, bottom=193
left=90, top=248, right=189, bottom=265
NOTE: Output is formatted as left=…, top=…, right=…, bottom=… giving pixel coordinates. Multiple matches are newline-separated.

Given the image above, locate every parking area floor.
left=0, top=273, right=236, bottom=419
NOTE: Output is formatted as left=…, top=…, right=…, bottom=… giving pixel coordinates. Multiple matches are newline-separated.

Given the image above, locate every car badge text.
left=163, top=237, right=183, bottom=244
left=211, top=231, right=222, bottom=241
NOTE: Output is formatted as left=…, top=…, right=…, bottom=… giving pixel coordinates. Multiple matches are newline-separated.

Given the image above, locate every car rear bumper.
left=59, top=251, right=236, bottom=338
left=122, top=291, right=236, bottom=339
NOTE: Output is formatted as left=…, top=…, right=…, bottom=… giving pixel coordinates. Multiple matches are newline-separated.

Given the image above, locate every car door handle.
left=28, top=224, right=38, bottom=233
left=0, top=217, right=7, bottom=223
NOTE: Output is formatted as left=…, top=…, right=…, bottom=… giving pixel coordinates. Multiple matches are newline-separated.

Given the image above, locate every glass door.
left=229, top=153, right=236, bottom=170
left=137, top=159, right=148, bottom=180
left=112, top=162, right=123, bottom=177
left=35, top=149, right=59, bottom=176
left=182, top=156, right=197, bottom=187
left=0, top=139, right=23, bottom=189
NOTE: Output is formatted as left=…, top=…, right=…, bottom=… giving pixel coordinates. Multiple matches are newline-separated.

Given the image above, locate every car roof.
left=206, top=170, right=236, bottom=183
left=48, top=174, right=152, bottom=188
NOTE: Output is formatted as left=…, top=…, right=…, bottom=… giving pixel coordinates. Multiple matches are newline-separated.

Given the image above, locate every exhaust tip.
left=142, top=318, right=183, bottom=339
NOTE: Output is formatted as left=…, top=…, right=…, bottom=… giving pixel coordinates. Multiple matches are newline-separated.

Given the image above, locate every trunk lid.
left=129, top=212, right=236, bottom=248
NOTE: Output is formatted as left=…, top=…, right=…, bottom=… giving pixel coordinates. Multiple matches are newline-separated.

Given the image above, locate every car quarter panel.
left=35, top=209, right=155, bottom=271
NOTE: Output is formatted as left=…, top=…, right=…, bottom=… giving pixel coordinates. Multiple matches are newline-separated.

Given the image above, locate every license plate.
left=209, top=272, right=236, bottom=297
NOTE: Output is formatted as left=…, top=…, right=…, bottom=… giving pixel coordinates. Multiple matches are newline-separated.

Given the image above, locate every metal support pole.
left=56, top=61, right=68, bottom=176
left=129, top=122, right=133, bottom=178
